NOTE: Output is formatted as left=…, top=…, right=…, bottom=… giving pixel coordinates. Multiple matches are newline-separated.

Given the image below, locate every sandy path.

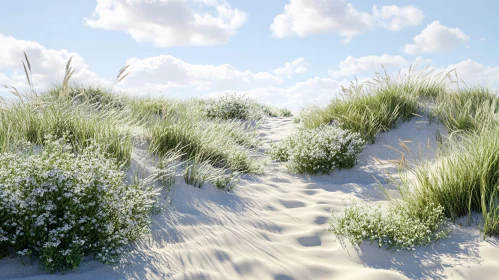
left=1, top=117, right=499, bottom=280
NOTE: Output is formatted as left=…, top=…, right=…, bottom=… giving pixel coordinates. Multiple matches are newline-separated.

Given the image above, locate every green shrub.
left=0, top=137, right=155, bottom=272
left=205, top=94, right=255, bottom=120
left=269, top=125, right=365, bottom=174
left=204, top=94, right=292, bottom=121
left=329, top=202, right=447, bottom=250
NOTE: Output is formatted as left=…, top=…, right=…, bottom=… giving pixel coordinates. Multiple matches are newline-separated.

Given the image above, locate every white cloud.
left=270, top=0, right=423, bottom=42
left=404, top=21, right=470, bottom=55
left=442, top=59, right=499, bottom=87
left=208, top=77, right=347, bottom=112
left=122, top=54, right=499, bottom=112
left=273, top=58, right=308, bottom=77
left=329, top=54, right=411, bottom=78
left=0, top=34, right=101, bottom=93
left=2, top=34, right=498, bottom=113
left=120, top=55, right=346, bottom=111
left=86, top=0, right=248, bottom=47
left=122, top=55, right=283, bottom=94
left=372, top=5, right=424, bottom=31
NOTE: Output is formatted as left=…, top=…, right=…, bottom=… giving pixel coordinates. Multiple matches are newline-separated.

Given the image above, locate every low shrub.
left=329, top=202, right=448, bottom=251
left=258, top=104, right=293, bottom=118
left=204, top=94, right=292, bottom=121
left=0, top=137, right=155, bottom=272
left=204, top=94, right=255, bottom=120
left=269, top=125, right=365, bottom=174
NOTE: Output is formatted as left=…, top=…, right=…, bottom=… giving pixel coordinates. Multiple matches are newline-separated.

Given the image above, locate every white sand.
left=1, top=116, right=499, bottom=280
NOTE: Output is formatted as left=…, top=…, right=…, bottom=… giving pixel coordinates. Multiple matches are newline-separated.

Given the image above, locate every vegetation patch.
left=0, top=137, right=155, bottom=272
left=269, top=124, right=365, bottom=174
left=399, top=125, right=499, bottom=235
left=329, top=202, right=447, bottom=251
left=300, top=69, right=450, bottom=143
left=205, top=94, right=292, bottom=121
left=0, top=100, right=132, bottom=165
left=433, top=85, right=499, bottom=132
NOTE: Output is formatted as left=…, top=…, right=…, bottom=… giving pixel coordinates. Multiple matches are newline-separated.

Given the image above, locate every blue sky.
left=0, top=0, right=498, bottom=110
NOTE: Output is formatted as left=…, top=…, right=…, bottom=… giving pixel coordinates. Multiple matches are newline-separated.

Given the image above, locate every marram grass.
left=300, top=67, right=450, bottom=143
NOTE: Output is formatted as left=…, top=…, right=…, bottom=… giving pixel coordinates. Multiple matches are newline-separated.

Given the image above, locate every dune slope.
left=1, top=117, right=498, bottom=280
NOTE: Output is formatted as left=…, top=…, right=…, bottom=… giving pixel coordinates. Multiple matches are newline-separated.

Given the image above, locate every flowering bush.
left=269, top=125, right=365, bottom=174
left=204, top=94, right=292, bottom=120
left=0, top=137, right=155, bottom=272
left=205, top=94, right=255, bottom=120
left=329, top=202, right=448, bottom=251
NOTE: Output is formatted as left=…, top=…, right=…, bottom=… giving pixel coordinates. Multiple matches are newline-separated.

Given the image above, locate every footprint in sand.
left=278, top=199, right=306, bottom=209
left=313, top=216, right=329, bottom=225
left=297, top=236, right=322, bottom=247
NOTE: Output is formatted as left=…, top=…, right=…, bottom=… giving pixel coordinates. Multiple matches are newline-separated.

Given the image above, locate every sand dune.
left=1, top=116, right=498, bottom=280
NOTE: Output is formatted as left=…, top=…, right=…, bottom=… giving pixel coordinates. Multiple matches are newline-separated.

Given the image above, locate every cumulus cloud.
left=0, top=34, right=101, bottom=94
left=207, top=77, right=347, bottom=112
left=372, top=5, right=424, bottom=31
left=122, top=54, right=283, bottom=94
left=404, top=21, right=470, bottom=55
left=120, top=54, right=499, bottom=112
left=2, top=34, right=498, bottom=113
left=273, top=58, right=308, bottom=77
left=329, top=54, right=411, bottom=78
left=442, top=60, right=499, bottom=87
left=270, top=0, right=424, bottom=42
left=85, top=0, right=248, bottom=47
left=120, top=55, right=346, bottom=111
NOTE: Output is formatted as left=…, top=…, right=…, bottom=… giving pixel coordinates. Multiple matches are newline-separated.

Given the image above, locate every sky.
left=0, top=0, right=498, bottom=111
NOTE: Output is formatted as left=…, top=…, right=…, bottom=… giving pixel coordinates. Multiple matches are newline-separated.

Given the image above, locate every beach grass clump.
left=375, top=66, right=450, bottom=99
left=301, top=67, right=452, bottom=143
left=399, top=125, right=499, bottom=235
left=0, top=137, right=155, bottom=272
left=149, top=113, right=261, bottom=173
left=126, top=97, right=194, bottom=123
left=269, top=124, right=365, bottom=174
left=181, top=155, right=240, bottom=190
left=44, top=84, right=125, bottom=109
left=302, top=81, right=418, bottom=143
left=0, top=100, right=133, bottom=165
left=329, top=201, right=447, bottom=251
left=433, top=85, right=499, bottom=132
